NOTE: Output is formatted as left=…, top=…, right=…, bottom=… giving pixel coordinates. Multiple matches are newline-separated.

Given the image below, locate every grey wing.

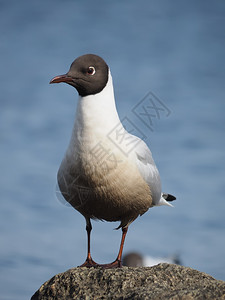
left=132, top=138, right=162, bottom=205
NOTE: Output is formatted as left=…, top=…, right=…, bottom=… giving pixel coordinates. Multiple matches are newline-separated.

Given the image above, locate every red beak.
left=49, top=74, right=74, bottom=84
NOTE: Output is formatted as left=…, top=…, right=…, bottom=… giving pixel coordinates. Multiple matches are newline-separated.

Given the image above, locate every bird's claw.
left=79, top=259, right=122, bottom=269
left=79, top=258, right=98, bottom=268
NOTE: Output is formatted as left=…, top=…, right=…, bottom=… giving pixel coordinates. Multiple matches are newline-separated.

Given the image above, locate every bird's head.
left=50, top=54, right=109, bottom=97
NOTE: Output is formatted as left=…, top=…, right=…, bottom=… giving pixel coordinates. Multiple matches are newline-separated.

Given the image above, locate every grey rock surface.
left=31, top=263, right=225, bottom=300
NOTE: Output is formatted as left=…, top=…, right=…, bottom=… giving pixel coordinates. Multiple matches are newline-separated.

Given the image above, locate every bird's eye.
left=87, top=66, right=96, bottom=75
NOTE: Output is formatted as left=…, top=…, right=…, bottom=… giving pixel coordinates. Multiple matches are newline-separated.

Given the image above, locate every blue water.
left=1, top=1, right=225, bottom=299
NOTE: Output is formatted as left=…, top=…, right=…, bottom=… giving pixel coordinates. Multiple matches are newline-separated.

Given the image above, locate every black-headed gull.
left=123, top=252, right=181, bottom=267
left=50, top=54, right=176, bottom=268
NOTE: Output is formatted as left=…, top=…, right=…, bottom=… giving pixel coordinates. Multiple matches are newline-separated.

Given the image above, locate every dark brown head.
left=50, top=54, right=109, bottom=97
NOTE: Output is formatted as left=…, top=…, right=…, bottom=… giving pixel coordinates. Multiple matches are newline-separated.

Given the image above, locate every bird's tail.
left=163, top=193, right=176, bottom=202
left=157, top=193, right=176, bottom=207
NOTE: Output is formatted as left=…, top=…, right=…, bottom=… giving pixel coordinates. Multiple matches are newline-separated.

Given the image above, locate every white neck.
left=70, top=70, right=121, bottom=147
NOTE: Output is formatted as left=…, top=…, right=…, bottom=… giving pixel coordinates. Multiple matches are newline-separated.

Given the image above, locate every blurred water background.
left=0, top=0, right=225, bottom=299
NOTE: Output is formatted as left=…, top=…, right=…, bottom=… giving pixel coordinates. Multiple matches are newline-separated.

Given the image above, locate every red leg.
left=79, top=218, right=98, bottom=267
left=101, top=227, right=128, bottom=269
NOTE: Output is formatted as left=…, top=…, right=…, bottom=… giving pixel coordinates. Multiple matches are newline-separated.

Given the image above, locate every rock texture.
left=31, top=263, right=225, bottom=300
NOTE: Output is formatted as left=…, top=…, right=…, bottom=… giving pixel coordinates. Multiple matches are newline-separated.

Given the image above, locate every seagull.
left=50, top=54, right=176, bottom=268
left=122, top=252, right=182, bottom=267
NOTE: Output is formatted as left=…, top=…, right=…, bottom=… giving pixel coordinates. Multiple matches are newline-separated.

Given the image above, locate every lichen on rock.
left=31, top=263, right=225, bottom=300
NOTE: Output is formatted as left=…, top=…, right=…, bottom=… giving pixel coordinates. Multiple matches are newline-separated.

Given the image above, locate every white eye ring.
left=87, top=66, right=96, bottom=75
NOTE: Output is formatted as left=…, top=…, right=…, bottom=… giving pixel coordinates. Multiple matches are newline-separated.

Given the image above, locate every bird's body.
left=123, top=252, right=182, bottom=267
left=50, top=54, right=176, bottom=267
left=57, top=72, right=155, bottom=228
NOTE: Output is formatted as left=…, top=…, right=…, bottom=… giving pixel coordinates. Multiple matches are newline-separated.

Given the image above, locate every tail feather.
left=155, top=193, right=176, bottom=207
left=162, top=193, right=176, bottom=202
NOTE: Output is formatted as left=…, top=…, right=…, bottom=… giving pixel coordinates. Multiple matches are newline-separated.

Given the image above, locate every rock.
left=31, top=263, right=225, bottom=300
